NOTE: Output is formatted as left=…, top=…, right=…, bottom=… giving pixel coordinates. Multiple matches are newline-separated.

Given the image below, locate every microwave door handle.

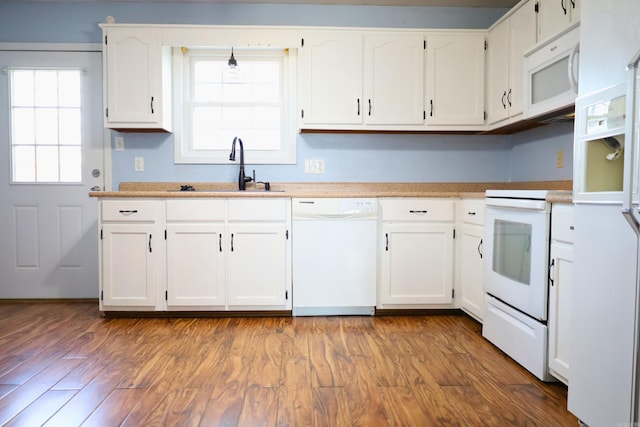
left=568, top=42, right=580, bottom=94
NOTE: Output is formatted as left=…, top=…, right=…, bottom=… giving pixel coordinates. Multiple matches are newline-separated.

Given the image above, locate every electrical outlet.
left=135, top=157, right=144, bottom=172
left=115, top=136, right=125, bottom=151
left=556, top=150, right=564, bottom=168
left=304, top=159, right=325, bottom=174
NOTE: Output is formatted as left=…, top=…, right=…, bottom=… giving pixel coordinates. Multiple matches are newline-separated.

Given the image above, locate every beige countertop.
left=90, top=180, right=573, bottom=201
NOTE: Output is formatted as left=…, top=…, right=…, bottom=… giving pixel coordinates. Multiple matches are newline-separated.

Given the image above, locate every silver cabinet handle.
left=231, top=233, right=234, bottom=252
left=478, top=238, right=483, bottom=259
left=409, top=210, right=428, bottom=214
left=549, top=258, right=555, bottom=286
left=119, top=210, right=138, bottom=214
left=467, top=211, right=476, bottom=216
left=219, top=234, right=222, bottom=252
left=149, top=234, right=152, bottom=253
left=385, top=233, right=389, bottom=251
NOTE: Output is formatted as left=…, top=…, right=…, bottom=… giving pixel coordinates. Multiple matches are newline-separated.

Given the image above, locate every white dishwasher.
left=292, top=198, right=377, bottom=316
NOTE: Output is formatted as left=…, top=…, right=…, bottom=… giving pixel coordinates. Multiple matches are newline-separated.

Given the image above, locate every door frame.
left=0, top=42, right=112, bottom=191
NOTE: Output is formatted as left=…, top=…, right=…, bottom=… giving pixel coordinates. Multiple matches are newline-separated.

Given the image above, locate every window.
left=174, top=48, right=296, bottom=164
left=10, top=68, right=82, bottom=183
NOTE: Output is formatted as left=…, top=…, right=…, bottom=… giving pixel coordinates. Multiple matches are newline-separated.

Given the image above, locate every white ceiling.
left=8, top=0, right=520, bottom=7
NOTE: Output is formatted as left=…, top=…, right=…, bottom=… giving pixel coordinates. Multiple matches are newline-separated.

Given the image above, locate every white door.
left=379, top=223, right=454, bottom=305
left=425, top=33, right=485, bottom=125
left=299, top=30, right=363, bottom=125
left=227, top=223, right=288, bottom=307
left=0, top=50, right=104, bottom=298
left=364, top=33, right=425, bottom=125
left=484, top=204, right=550, bottom=321
left=166, top=224, right=226, bottom=307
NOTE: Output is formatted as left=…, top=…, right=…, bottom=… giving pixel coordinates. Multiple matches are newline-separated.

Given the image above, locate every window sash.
left=174, top=47, right=296, bottom=164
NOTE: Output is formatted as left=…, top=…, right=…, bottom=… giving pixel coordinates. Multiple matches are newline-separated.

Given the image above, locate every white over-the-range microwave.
left=523, top=24, right=580, bottom=121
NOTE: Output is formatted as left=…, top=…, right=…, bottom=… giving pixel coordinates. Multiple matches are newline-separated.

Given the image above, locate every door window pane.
left=9, top=68, right=82, bottom=183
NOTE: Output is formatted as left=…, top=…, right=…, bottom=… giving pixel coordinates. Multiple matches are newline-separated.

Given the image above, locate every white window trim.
left=173, top=47, right=297, bottom=165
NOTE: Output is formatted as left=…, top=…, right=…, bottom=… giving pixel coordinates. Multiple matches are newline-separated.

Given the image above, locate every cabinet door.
left=548, top=241, right=573, bottom=384
left=459, top=224, right=485, bottom=321
left=105, top=27, right=163, bottom=126
left=486, top=19, right=510, bottom=125
left=227, top=223, right=288, bottom=307
left=364, top=33, right=425, bottom=125
left=379, top=223, right=454, bottom=305
left=166, top=224, right=226, bottom=307
left=101, top=223, right=156, bottom=308
left=425, top=33, right=485, bottom=125
left=299, top=31, right=363, bottom=125
left=508, top=1, right=536, bottom=118
left=537, top=0, right=573, bottom=42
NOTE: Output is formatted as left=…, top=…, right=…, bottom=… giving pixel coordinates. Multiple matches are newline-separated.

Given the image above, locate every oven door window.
left=492, top=220, right=532, bottom=285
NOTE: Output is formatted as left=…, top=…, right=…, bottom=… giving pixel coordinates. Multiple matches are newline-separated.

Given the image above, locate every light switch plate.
left=135, top=157, right=144, bottom=172
left=304, top=159, right=325, bottom=174
left=115, top=136, right=125, bottom=151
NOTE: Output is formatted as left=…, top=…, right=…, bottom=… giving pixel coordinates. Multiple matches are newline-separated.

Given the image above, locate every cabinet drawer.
left=460, top=199, right=485, bottom=226
left=228, top=199, right=289, bottom=221
left=101, top=200, right=158, bottom=222
left=551, top=204, right=575, bottom=244
left=380, top=199, right=454, bottom=222
left=166, top=199, right=225, bottom=221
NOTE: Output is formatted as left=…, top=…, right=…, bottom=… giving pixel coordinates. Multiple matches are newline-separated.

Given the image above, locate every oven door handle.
left=485, top=198, right=548, bottom=211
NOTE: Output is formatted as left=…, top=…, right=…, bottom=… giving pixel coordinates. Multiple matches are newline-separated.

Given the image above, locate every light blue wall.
left=115, top=132, right=512, bottom=185
left=0, top=2, right=574, bottom=188
left=509, top=122, right=575, bottom=182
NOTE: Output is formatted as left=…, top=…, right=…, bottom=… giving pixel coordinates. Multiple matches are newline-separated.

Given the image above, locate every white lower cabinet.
left=378, top=199, right=455, bottom=308
left=100, top=200, right=162, bottom=310
left=456, top=199, right=486, bottom=321
left=548, top=203, right=574, bottom=385
left=100, top=198, right=290, bottom=312
left=227, top=223, right=288, bottom=307
left=165, top=199, right=226, bottom=309
left=166, top=224, right=225, bottom=307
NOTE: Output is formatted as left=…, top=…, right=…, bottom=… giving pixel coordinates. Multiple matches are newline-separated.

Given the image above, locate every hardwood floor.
left=0, top=302, right=578, bottom=426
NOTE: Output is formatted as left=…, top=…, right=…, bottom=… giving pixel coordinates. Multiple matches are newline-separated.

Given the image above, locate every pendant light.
left=228, top=47, right=238, bottom=69
left=225, top=47, right=243, bottom=83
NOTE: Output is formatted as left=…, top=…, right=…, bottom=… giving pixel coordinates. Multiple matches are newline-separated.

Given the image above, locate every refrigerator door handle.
left=622, top=48, right=640, bottom=236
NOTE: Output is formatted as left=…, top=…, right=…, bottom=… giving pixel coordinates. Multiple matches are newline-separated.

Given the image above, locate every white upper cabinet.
left=486, top=0, right=536, bottom=125
left=298, top=31, right=363, bottom=125
left=102, top=26, right=172, bottom=131
left=536, top=0, right=580, bottom=44
left=425, top=32, right=485, bottom=126
left=299, top=30, right=425, bottom=129
left=363, top=32, right=425, bottom=125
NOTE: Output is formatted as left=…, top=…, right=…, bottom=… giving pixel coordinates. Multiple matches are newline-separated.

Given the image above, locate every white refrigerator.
left=569, top=8, right=640, bottom=424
